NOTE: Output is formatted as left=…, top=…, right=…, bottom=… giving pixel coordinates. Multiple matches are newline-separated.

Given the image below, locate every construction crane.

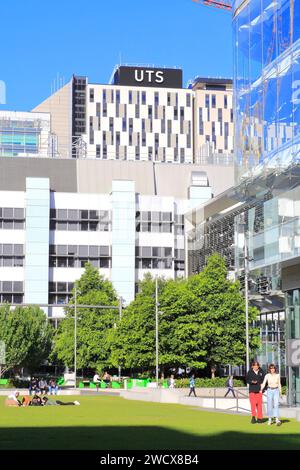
left=192, top=0, right=232, bottom=12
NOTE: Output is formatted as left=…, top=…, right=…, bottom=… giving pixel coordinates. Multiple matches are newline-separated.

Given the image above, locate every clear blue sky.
left=0, top=0, right=232, bottom=111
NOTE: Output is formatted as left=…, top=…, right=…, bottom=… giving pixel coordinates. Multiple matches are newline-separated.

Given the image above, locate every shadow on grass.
left=0, top=426, right=300, bottom=450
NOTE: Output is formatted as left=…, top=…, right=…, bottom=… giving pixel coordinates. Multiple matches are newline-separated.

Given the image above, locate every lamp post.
left=74, top=286, right=77, bottom=389
left=155, top=277, right=159, bottom=387
left=118, top=296, right=123, bottom=381
left=244, top=235, right=250, bottom=373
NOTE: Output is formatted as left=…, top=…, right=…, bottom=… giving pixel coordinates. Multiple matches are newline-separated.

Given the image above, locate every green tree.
left=52, top=263, right=119, bottom=371
left=110, top=274, right=165, bottom=371
left=0, top=305, right=53, bottom=376
left=159, top=278, right=207, bottom=370
left=187, top=253, right=260, bottom=377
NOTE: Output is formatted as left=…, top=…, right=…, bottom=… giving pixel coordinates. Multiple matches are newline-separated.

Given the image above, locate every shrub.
left=172, top=377, right=245, bottom=388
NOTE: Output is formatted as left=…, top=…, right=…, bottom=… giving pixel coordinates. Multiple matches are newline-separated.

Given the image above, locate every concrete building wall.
left=32, top=82, right=72, bottom=158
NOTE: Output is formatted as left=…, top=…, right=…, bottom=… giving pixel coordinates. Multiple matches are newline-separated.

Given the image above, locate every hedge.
left=171, top=377, right=245, bottom=388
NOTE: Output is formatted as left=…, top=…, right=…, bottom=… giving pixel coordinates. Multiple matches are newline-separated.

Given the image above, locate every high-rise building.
left=192, top=78, right=234, bottom=164
left=33, top=66, right=194, bottom=163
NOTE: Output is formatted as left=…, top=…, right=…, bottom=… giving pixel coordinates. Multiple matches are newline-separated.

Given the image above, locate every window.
left=116, top=90, right=120, bottom=104
left=224, top=95, right=228, bottom=109
left=154, top=92, right=159, bottom=106
left=186, top=94, right=191, bottom=107
left=96, top=145, right=101, bottom=158
left=212, top=94, right=216, bottom=108
left=89, top=88, right=94, bottom=102
left=129, top=91, right=132, bottom=104
left=205, top=94, right=209, bottom=108
left=142, top=92, right=146, bottom=105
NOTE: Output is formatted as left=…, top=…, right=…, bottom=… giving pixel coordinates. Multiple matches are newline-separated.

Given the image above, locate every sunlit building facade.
left=187, top=0, right=300, bottom=406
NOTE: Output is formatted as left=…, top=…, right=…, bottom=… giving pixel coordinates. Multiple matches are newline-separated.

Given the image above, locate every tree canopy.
left=0, top=305, right=53, bottom=376
left=52, top=263, right=119, bottom=372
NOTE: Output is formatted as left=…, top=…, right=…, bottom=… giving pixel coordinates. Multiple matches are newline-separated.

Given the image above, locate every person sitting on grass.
left=38, top=378, right=49, bottom=395
left=21, top=395, right=32, bottom=407
left=49, top=378, right=58, bottom=395
left=31, top=392, right=43, bottom=406
left=6, top=391, right=22, bottom=406
left=42, top=397, right=80, bottom=406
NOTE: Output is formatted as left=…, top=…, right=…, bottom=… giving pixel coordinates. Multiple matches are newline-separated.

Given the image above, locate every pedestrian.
left=93, top=372, right=101, bottom=392
left=188, top=374, right=197, bottom=397
left=169, top=374, right=175, bottom=389
left=246, top=360, right=265, bottom=424
left=260, top=364, right=282, bottom=426
left=224, top=375, right=236, bottom=397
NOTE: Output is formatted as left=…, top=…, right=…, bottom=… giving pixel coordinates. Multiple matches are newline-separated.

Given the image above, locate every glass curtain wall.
left=233, top=0, right=300, bottom=182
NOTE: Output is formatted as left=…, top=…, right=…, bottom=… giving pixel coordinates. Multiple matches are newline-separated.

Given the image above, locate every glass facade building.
left=233, top=0, right=300, bottom=182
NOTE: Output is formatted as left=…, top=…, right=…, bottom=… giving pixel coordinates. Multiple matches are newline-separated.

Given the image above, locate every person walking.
left=224, top=375, right=236, bottom=398
left=260, top=364, right=282, bottom=426
left=169, top=374, right=175, bottom=389
left=188, top=375, right=197, bottom=397
left=246, top=361, right=265, bottom=424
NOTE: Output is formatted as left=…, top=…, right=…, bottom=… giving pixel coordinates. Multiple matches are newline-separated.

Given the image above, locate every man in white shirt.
left=93, top=372, right=101, bottom=392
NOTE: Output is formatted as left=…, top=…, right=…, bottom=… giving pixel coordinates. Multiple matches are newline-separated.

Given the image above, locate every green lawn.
left=0, top=395, right=300, bottom=450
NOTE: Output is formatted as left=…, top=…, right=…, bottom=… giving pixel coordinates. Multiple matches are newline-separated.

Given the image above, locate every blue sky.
left=0, top=0, right=232, bottom=111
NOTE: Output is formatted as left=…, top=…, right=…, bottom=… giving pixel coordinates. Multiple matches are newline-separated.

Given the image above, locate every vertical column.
left=111, top=180, right=135, bottom=305
left=25, top=178, right=50, bottom=312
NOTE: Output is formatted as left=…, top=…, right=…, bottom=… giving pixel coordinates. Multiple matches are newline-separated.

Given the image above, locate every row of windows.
left=91, top=104, right=192, bottom=122
left=50, top=209, right=109, bottom=221
left=49, top=258, right=111, bottom=269
left=50, top=221, right=110, bottom=232
left=0, top=244, right=23, bottom=255
left=0, top=208, right=24, bottom=219
left=0, top=281, right=23, bottom=292
left=0, top=257, right=24, bottom=267
left=136, top=211, right=173, bottom=222
left=48, top=294, right=71, bottom=305
left=205, top=94, right=229, bottom=109
left=135, top=246, right=172, bottom=258
left=0, top=220, right=25, bottom=230
left=0, top=294, right=23, bottom=304
left=50, top=245, right=110, bottom=257
left=93, top=145, right=189, bottom=162
left=136, top=258, right=173, bottom=269
left=136, top=223, right=173, bottom=233
left=49, top=282, right=74, bottom=293
left=90, top=88, right=191, bottom=108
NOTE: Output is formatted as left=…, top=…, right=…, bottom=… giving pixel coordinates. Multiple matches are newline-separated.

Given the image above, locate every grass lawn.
left=0, top=395, right=300, bottom=450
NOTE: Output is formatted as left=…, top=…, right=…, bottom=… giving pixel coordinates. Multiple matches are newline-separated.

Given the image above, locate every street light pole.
left=155, top=277, right=159, bottom=387
left=244, top=236, right=250, bottom=373
left=74, top=286, right=77, bottom=389
left=118, top=297, right=122, bottom=381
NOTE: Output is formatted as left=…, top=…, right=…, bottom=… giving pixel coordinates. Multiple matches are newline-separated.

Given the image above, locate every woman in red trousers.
left=246, top=361, right=265, bottom=424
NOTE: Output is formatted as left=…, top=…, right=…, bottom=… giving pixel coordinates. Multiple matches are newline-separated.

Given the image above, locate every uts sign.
left=114, top=66, right=183, bottom=89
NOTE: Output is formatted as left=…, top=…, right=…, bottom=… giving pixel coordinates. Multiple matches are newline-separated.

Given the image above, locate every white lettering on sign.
left=291, top=339, right=300, bottom=366
left=134, top=69, right=164, bottom=84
